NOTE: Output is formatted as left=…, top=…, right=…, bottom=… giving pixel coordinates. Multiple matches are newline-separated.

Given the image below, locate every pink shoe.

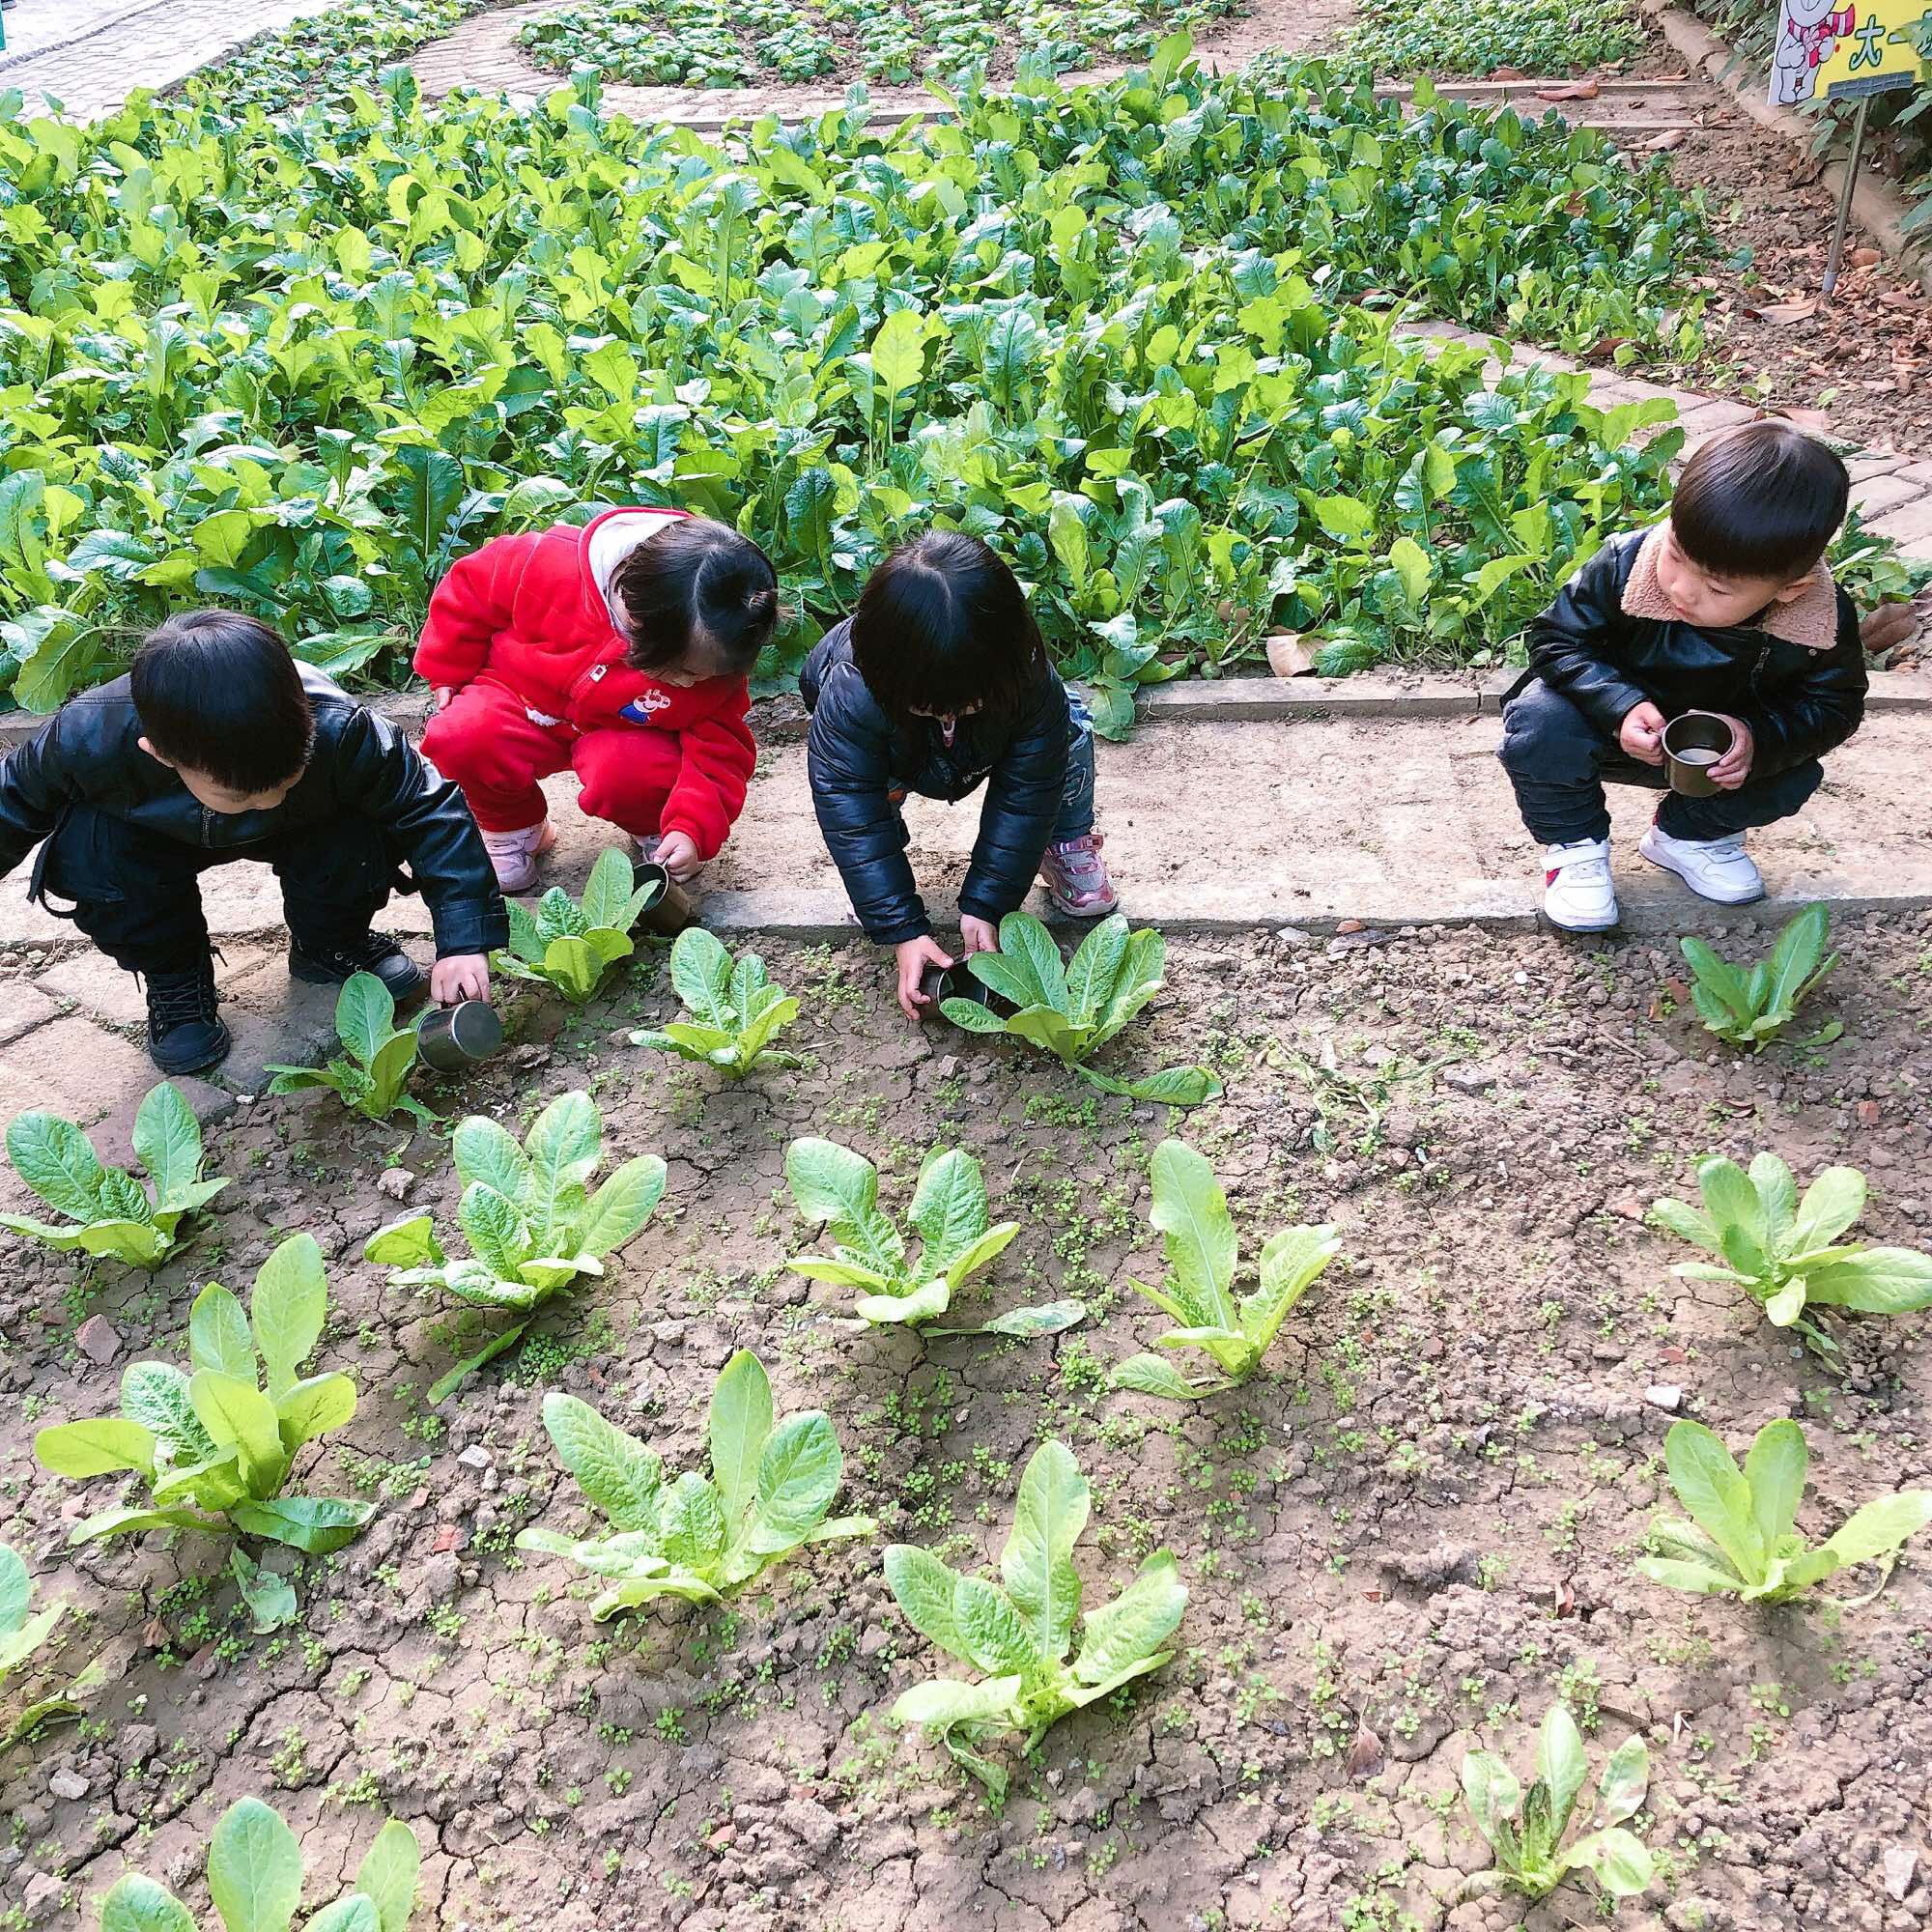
left=482, top=818, right=556, bottom=894
left=1039, top=833, right=1117, bottom=918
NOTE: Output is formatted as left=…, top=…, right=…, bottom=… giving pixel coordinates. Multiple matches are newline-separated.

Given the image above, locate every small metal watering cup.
left=1662, top=711, right=1735, bottom=799
left=918, top=963, right=988, bottom=1009
left=635, top=861, right=698, bottom=937
left=415, top=999, right=504, bottom=1073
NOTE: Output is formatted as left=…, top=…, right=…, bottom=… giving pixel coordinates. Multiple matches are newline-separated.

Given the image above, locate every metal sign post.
left=1823, top=94, right=1872, bottom=296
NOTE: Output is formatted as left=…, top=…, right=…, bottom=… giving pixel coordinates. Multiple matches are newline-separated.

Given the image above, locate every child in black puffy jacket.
left=802, top=533, right=1115, bottom=1021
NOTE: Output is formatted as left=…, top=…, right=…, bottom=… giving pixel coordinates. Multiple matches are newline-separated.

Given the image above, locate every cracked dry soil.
left=2, top=918, right=1930, bottom=1931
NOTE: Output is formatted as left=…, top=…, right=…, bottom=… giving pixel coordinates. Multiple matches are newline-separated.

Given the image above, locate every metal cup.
left=634, top=861, right=697, bottom=937
left=1662, top=711, right=1734, bottom=798
left=415, top=1000, right=504, bottom=1073
left=919, top=963, right=985, bottom=1009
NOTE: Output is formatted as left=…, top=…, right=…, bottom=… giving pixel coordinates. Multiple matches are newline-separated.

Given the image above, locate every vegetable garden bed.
left=1, top=911, right=1929, bottom=1927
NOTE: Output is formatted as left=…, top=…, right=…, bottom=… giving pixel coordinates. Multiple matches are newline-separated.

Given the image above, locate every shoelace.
left=148, top=974, right=216, bottom=1030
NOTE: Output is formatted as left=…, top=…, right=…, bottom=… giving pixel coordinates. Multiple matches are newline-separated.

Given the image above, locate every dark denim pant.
left=1498, top=679, right=1823, bottom=846
left=32, top=808, right=397, bottom=976
left=1053, top=690, right=1098, bottom=843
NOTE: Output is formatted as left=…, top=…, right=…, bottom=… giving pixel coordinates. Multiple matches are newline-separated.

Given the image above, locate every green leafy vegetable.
left=0, top=1541, right=69, bottom=1698
left=785, top=1136, right=1077, bottom=1334
left=517, top=1350, right=873, bottom=1613
left=266, top=973, right=434, bottom=1122
left=941, top=913, right=1219, bottom=1105
left=1461, top=1705, right=1653, bottom=1903
left=884, top=1439, right=1186, bottom=1803
left=630, top=928, right=802, bottom=1080
left=1650, top=1153, right=1932, bottom=1351
left=0, top=1083, right=228, bottom=1268
left=99, top=1798, right=419, bottom=1932
left=1352, top=0, right=1641, bottom=78
left=1638, top=1417, right=1932, bottom=1605
left=1111, top=1139, right=1339, bottom=1398
left=494, top=850, right=664, bottom=1006
left=34, top=1236, right=375, bottom=1558
left=1678, top=903, right=1840, bottom=1053
left=363, top=1091, right=666, bottom=1401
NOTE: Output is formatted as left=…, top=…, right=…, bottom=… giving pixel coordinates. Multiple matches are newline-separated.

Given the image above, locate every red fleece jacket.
left=414, top=509, right=756, bottom=860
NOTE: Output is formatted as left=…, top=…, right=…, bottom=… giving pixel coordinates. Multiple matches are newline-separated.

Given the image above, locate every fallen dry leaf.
left=1349, top=1725, right=1385, bottom=1780
left=1535, top=80, right=1600, bottom=101
left=1266, top=631, right=1316, bottom=679
left=1751, top=298, right=1822, bottom=323
left=1851, top=246, right=1882, bottom=268
left=1778, top=407, right=1833, bottom=431
left=1645, top=129, right=1688, bottom=152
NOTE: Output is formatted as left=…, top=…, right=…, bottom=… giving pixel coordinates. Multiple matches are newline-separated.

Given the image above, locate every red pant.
left=421, top=679, right=677, bottom=837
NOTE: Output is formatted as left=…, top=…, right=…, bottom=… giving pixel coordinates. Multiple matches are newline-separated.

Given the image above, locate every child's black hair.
left=132, top=611, right=316, bottom=792
left=1670, top=420, right=1850, bottom=582
left=849, top=531, right=1048, bottom=728
left=611, top=517, right=780, bottom=678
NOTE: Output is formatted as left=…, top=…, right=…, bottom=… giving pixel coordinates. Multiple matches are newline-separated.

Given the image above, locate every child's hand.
left=653, top=830, right=700, bottom=881
left=895, top=936, right=953, bottom=1023
left=1706, top=715, right=1754, bottom=790
left=431, top=953, right=491, bottom=1004
left=959, top=916, right=1000, bottom=956
left=432, top=686, right=455, bottom=712
left=1618, top=700, right=1667, bottom=766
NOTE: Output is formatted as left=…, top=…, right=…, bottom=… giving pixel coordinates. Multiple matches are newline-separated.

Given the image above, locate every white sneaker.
left=1541, top=838, right=1618, bottom=931
left=1637, top=824, right=1765, bottom=905
left=481, top=818, right=555, bottom=894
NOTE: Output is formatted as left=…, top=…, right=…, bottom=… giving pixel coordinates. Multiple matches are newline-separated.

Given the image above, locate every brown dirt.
left=3, top=915, right=1930, bottom=1928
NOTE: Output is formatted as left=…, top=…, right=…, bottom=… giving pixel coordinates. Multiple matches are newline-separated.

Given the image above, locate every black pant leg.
left=1656, top=759, right=1825, bottom=840
left=1496, top=679, right=1662, bottom=845
left=33, top=808, right=216, bottom=976
left=265, top=813, right=396, bottom=952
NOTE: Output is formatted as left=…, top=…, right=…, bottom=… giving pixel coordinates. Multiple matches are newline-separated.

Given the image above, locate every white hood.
left=587, top=509, right=684, bottom=633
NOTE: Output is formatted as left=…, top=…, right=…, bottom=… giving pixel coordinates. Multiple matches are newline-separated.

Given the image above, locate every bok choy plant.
left=940, top=913, right=1218, bottom=1104
left=1678, top=902, right=1839, bottom=1052
left=266, top=972, right=432, bottom=1122
left=493, top=848, right=662, bottom=1005
left=630, top=927, right=801, bottom=1080
left=884, top=1440, right=1186, bottom=1803
left=516, top=1350, right=872, bottom=1612
left=1112, top=1139, right=1339, bottom=1399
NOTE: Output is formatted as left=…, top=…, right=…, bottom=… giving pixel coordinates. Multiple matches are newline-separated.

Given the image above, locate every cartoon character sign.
left=1772, top=0, right=1859, bottom=103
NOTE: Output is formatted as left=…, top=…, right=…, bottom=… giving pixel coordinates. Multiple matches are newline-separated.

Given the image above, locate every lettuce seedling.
left=1462, top=1705, right=1653, bottom=1903
left=630, top=927, right=801, bottom=1079
left=1112, top=1138, right=1339, bottom=1399
left=785, top=1135, right=1081, bottom=1335
left=99, top=1797, right=418, bottom=1932
left=0, top=1081, right=228, bottom=1267
left=1679, top=902, right=1839, bottom=1052
left=940, top=912, right=1220, bottom=1105
left=364, top=1090, right=666, bottom=1401
left=493, top=847, right=662, bottom=1005
left=1650, top=1152, right=1932, bottom=1350
left=34, top=1234, right=376, bottom=1555
left=884, top=1439, right=1187, bottom=1804
left=0, top=1541, right=68, bottom=1693
left=1638, top=1417, right=1932, bottom=1605
left=517, top=1350, right=873, bottom=1613
left=266, top=972, right=432, bottom=1122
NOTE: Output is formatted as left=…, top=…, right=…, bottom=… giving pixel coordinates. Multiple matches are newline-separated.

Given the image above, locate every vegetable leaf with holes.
left=1638, top=1417, right=1932, bottom=1605
left=517, top=1350, right=873, bottom=1613
left=0, top=1082, right=228, bottom=1267
left=630, top=927, right=801, bottom=1079
left=363, top=1090, right=666, bottom=1401
left=1112, top=1138, right=1339, bottom=1399
left=884, top=1439, right=1186, bottom=1804
left=34, top=1235, right=374, bottom=1558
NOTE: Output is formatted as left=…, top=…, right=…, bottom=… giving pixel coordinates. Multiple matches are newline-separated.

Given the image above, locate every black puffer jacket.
left=1523, top=531, right=1867, bottom=775
left=802, top=619, right=1068, bottom=943
left=0, top=668, right=508, bottom=957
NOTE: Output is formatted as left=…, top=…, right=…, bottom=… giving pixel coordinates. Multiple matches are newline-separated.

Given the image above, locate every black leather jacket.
left=1524, top=531, right=1867, bottom=775
left=802, top=620, right=1068, bottom=943
left=0, top=668, right=508, bottom=957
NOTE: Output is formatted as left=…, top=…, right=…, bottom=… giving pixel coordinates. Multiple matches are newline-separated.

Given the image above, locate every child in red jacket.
left=417, top=509, right=778, bottom=892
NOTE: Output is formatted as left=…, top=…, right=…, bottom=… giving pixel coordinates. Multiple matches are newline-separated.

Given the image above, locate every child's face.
left=1655, top=524, right=1811, bottom=631
left=139, top=738, right=302, bottom=813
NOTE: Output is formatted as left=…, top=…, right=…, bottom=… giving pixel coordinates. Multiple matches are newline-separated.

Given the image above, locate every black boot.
left=144, top=958, right=232, bottom=1076
left=288, top=929, right=426, bottom=1004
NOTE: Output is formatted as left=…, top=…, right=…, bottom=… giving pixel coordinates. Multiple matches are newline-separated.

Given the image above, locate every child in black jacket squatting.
left=1498, top=420, right=1868, bottom=931
left=803, top=532, right=1117, bottom=1021
left=0, top=611, right=508, bottom=1075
